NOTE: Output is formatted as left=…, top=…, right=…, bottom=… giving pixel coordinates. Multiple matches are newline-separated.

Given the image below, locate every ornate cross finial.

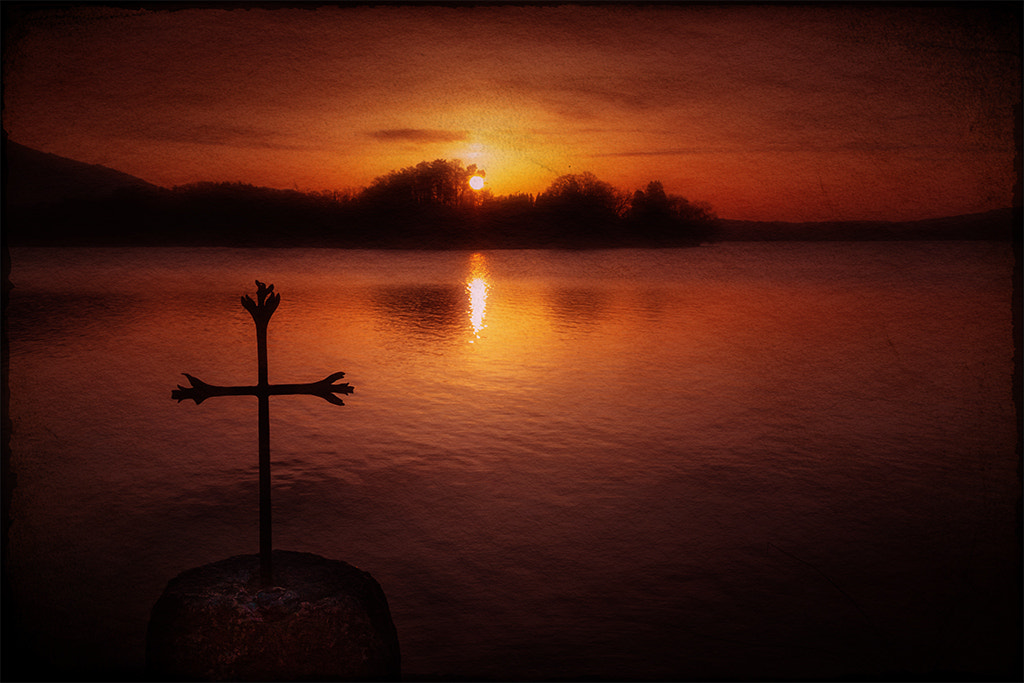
left=172, top=281, right=353, bottom=586
left=240, top=280, right=280, bottom=326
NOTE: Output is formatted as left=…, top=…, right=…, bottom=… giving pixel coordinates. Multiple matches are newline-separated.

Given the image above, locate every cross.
left=171, top=281, right=353, bottom=586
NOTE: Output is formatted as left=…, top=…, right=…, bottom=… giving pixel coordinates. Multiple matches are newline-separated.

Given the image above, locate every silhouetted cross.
left=172, top=281, right=353, bottom=586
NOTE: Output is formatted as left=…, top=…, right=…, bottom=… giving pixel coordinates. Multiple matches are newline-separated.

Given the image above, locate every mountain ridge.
left=4, top=137, right=159, bottom=206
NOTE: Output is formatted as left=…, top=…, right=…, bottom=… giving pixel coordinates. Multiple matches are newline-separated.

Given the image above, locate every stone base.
left=146, top=550, right=400, bottom=681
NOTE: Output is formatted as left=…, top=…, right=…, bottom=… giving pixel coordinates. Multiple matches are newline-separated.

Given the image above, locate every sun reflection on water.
left=467, top=253, right=490, bottom=342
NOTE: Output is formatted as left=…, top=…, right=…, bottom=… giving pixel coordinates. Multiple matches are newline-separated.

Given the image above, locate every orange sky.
left=2, top=3, right=1019, bottom=221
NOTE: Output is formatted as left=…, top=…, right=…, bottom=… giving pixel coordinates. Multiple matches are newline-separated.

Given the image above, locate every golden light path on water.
left=466, top=253, right=489, bottom=342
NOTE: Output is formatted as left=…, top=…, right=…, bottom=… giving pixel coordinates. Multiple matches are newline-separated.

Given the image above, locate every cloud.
left=588, top=148, right=724, bottom=158
left=369, top=129, right=468, bottom=143
left=128, top=123, right=314, bottom=151
left=586, top=140, right=990, bottom=158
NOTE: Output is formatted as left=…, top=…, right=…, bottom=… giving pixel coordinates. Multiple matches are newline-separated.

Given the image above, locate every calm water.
left=6, top=243, right=1019, bottom=680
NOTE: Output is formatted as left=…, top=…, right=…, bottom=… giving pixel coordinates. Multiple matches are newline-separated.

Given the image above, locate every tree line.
left=6, top=158, right=719, bottom=248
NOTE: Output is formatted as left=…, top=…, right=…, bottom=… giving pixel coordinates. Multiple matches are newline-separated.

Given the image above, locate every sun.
left=468, top=175, right=485, bottom=191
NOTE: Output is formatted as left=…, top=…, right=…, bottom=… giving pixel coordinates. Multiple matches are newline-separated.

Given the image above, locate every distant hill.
left=716, top=208, right=1017, bottom=241
left=4, top=136, right=159, bottom=206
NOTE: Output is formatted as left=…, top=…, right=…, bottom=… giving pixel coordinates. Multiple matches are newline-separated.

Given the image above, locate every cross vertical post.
left=172, top=281, right=354, bottom=587
left=247, top=284, right=276, bottom=587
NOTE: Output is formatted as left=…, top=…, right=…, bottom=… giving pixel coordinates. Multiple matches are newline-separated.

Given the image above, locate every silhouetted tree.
left=352, top=159, right=487, bottom=247
left=4, top=148, right=726, bottom=248
left=627, top=180, right=718, bottom=244
left=538, top=172, right=620, bottom=213
left=472, top=192, right=537, bottom=247
left=535, top=172, right=625, bottom=245
left=361, top=159, right=482, bottom=208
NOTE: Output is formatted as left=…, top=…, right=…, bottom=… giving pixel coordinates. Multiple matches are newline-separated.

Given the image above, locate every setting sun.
left=468, top=175, right=485, bottom=191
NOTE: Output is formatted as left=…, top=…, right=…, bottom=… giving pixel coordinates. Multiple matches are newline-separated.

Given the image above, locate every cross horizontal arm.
left=267, top=372, right=354, bottom=405
left=172, top=372, right=354, bottom=405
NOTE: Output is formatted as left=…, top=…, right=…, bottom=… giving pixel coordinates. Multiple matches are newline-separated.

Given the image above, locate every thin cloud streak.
left=588, top=142, right=1006, bottom=157
left=132, top=124, right=316, bottom=152
left=370, top=129, right=468, bottom=143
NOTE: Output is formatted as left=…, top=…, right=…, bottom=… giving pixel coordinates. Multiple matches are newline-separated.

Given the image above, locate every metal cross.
left=171, top=281, right=353, bottom=586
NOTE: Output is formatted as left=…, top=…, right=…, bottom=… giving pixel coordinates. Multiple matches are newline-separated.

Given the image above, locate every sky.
left=2, top=2, right=1020, bottom=222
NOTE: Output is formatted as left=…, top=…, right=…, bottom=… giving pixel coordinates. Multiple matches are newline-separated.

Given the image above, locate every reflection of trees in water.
left=371, top=284, right=468, bottom=340
left=543, top=288, right=609, bottom=332
left=632, top=287, right=673, bottom=324
left=368, top=279, right=612, bottom=341
left=8, top=292, right=140, bottom=343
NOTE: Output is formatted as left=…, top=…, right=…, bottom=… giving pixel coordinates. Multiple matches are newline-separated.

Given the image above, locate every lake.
left=5, top=242, right=1019, bottom=680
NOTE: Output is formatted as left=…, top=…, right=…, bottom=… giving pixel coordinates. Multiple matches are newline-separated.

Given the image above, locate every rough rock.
left=146, top=550, right=400, bottom=681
